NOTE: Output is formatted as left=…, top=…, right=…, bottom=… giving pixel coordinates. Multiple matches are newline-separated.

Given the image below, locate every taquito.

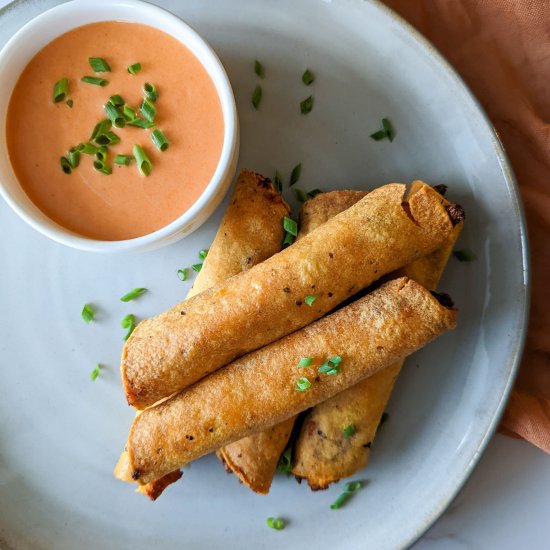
left=292, top=182, right=463, bottom=489
left=122, top=182, right=460, bottom=409
left=115, top=277, right=457, bottom=485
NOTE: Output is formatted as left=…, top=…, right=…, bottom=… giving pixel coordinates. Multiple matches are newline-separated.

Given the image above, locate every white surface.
left=0, top=0, right=239, bottom=253
left=0, top=1, right=541, bottom=549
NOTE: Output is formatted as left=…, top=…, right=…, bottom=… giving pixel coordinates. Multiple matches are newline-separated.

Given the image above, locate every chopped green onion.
left=81, top=76, right=109, bottom=86
left=307, top=189, right=322, bottom=198
left=177, top=268, right=189, bottom=282
left=300, top=95, right=314, bottom=114
left=94, top=130, right=120, bottom=146
left=60, top=156, right=72, bottom=174
left=266, top=517, right=285, bottom=530
left=76, top=142, right=98, bottom=155
left=251, top=85, right=262, bottom=110
left=370, top=130, right=387, bottom=141
left=122, top=104, right=136, bottom=121
left=88, top=57, right=111, bottom=72
left=93, top=159, right=112, bottom=175
left=127, top=62, right=142, bottom=75
left=104, top=102, right=126, bottom=128
left=329, top=355, right=342, bottom=365
left=298, top=357, right=313, bottom=367
left=81, top=303, right=95, bottom=324
left=95, top=146, right=108, bottom=162
left=302, top=69, right=315, bottom=85
left=293, top=188, right=308, bottom=202
left=133, top=144, right=152, bottom=176
left=114, top=154, right=133, bottom=166
left=120, top=287, right=147, bottom=302
left=283, top=216, right=298, bottom=237
left=453, top=248, right=477, bottom=262
left=53, top=78, right=68, bottom=103
left=127, top=118, right=155, bottom=129
left=382, top=117, right=395, bottom=142
left=318, top=356, right=341, bottom=375
left=198, top=249, right=209, bottom=261
left=192, top=263, right=203, bottom=272
left=140, top=98, right=156, bottom=122
left=254, top=60, right=265, bottom=79
left=143, top=82, right=158, bottom=102
left=90, top=364, right=101, bottom=381
left=295, top=376, right=311, bottom=391
left=282, top=232, right=295, bottom=248
left=277, top=446, right=292, bottom=476
left=330, top=481, right=363, bottom=509
left=121, top=314, right=137, bottom=341
left=68, top=147, right=80, bottom=169
left=274, top=171, right=283, bottom=194
left=90, top=119, right=112, bottom=141
left=108, top=94, right=125, bottom=106
left=66, top=99, right=74, bottom=108
left=343, top=424, right=356, bottom=438
left=289, top=163, right=302, bottom=186
left=304, top=295, right=317, bottom=306
left=151, top=129, right=169, bottom=152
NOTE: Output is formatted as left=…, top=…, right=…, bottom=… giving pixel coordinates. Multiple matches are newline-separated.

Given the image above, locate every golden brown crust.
left=137, top=470, right=183, bottom=501
left=116, top=277, right=456, bottom=485
left=121, top=182, right=455, bottom=409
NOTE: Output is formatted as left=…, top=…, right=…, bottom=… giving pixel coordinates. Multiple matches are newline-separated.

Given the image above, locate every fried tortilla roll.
left=292, top=182, right=463, bottom=490
left=115, top=277, right=457, bottom=485
left=122, top=182, right=459, bottom=409
left=135, top=169, right=289, bottom=500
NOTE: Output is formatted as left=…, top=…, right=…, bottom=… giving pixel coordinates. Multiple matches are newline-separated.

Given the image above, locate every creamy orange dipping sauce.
left=6, top=22, right=224, bottom=240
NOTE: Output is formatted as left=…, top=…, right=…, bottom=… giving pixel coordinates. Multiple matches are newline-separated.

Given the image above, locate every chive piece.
left=192, top=263, right=203, bottom=272
left=151, top=129, right=169, bottom=152
left=370, top=130, right=387, bottom=141
left=266, top=517, right=285, bottom=530
left=66, top=99, right=74, bottom=108
left=108, top=94, right=124, bottom=107
left=127, top=62, right=142, bottom=75
left=121, top=314, right=137, bottom=341
left=104, top=102, right=126, bottom=128
left=251, top=85, right=262, bottom=110
left=277, top=446, right=292, bottom=476
left=140, top=98, right=157, bottom=122
left=329, top=355, right=342, bottom=365
left=274, top=171, right=283, bottom=194
left=68, top=147, right=80, bottom=169
left=293, top=188, right=308, bottom=202
left=302, top=69, right=315, bottom=86
left=94, top=130, right=120, bottom=146
left=304, top=295, right=317, bottom=306
left=177, top=268, right=189, bottom=282
left=90, top=119, right=112, bottom=140
left=120, top=287, right=147, bottom=302
left=295, top=377, right=312, bottom=391
left=283, top=216, right=298, bottom=237
left=122, top=104, right=136, bottom=121
left=298, top=357, right=313, bottom=367
left=81, top=303, right=95, bottom=324
left=198, top=249, right=209, bottom=261
left=81, top=76, right=109, bottom=86
left=307, top=189, right=322, bottom=198
left=76, top=142, right=98, bottom=155
left=133, top=145, right=152, bottom=176
left=95, top=146, right=108, bottom=162
left=453, top=248, right=477, bottom=262
left=382, top=117, right=395, bottom=142
left=300, top=95, right=314, bottom=114
left=128, top=118, right=155, bottom=129
left=343, top=424, right=356, bottom=438
left=289, top=163, right=302, bottom=186
left=330, top=481, right=363, bottom=510
left=60, top=156, right=72, bottom=174
left=88, top=57, right=111, bottom=73
left=114, top=154, right=133, bottom=166
left=93, top=159, right=112, bottom=175
left=53, top=78, right=69, bottom=103
left=254, top=60, right=265, bottom=79
left=90, top=364, right=101, bottom=381
left=318, top=362, right=339, bottom=375
left=143, top=82, right=158, bottom=102
left=282, top=232, right=295, bottom=248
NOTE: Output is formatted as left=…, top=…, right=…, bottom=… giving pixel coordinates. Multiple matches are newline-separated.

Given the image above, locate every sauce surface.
left=6, top=22, right=224, bottom=240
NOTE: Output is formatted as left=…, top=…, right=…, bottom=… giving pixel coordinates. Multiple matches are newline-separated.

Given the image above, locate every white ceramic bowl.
left=0, top=0, right=239, bottom=253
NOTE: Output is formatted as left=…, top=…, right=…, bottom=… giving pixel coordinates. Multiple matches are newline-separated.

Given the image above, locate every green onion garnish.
left=60, top=156, right=72, bottom=174
left=293, top=188, right=308, bottom=202
left=133, top=145, right=152, bottom=176
left=370, top=130, right=386, bottom=141
left=289, top=163, right=302, bottom=186
left=192, top=263, right=203, bottom=272
left=66, top=99, right=74, bottom=108
left=108, top=94, right=124, bottom=107
left=382, top=117, right=395, bottom=141
left=307, top=189, right=322, bottom=198
left=122, top=104, right=136, bottom=121
left=304, top=295, right=317, bottom=306
left=53, top=78, right=69, bottom=103
left=121, top=314, right=137, bottom=341
left=329, top=355, right=342, bottom=365
left=343, top=424, right=356, bottom=438
left=198, top=249, right=209, bottom=261
left=151, top=129, right=169, bottom=152
left=114, top=154, right=133, bottom=166
left=143, top=82, right=158, bottom=102
left=277, top=446, right=292, bottom=476
left=90, top=119, right=112, bottom=141
left=453, top=248, right=477, bottom=262
left=274, top=171, right=283, bottom=194
left=81, top=76, right=109, bottom=87
left=251, top=85, right=262, bottom=110
left=283, top=216, right=298, bottom=237
left=282, top=232, right=295, bottom=248
left=94, top=130, right=120, bottom=146
left=318, top=356, right=342, bottom=376
left=68, top=147, right=80, bottom=169
left=254, top=60, right=265, bottom=79
left=104, top=102, right=126, bottom=128
left=266, top=517, right=285, bottom=530
left=76, top=142, right=98, bottom=155
left=95, top=146, right=108, bottom=162
left=120, top=287, right=147, bottom=302
left=302, top=69, right=315, bottom=86
left=140, top=98, right=156, bottom=122
left=88, top=57, right=111, bottom=72
left=81, top=303, right=95, bottom=324
left=90, top=364, right=102, bottom=381
left=127, top=62, right=142, bottom=75
left=93, top=159, right=112, bottom=175
left=298, top=357, right=313, bottom=367
left=177, top=268, right=189, bottom=281
left=300, top=95, right=314, bottom=114
left=128, top=118, right=155, bottom=129
left=330, top=481, right=363, bottom=510
left=295, top=377, right=312, bottom=391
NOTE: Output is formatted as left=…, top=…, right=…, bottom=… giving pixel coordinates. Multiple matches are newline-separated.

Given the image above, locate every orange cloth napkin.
left=383, top=0, right=550, bottom=453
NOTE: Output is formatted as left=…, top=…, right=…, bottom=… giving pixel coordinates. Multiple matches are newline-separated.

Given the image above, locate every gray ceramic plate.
left=0, top=1, right=529, bottom=549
